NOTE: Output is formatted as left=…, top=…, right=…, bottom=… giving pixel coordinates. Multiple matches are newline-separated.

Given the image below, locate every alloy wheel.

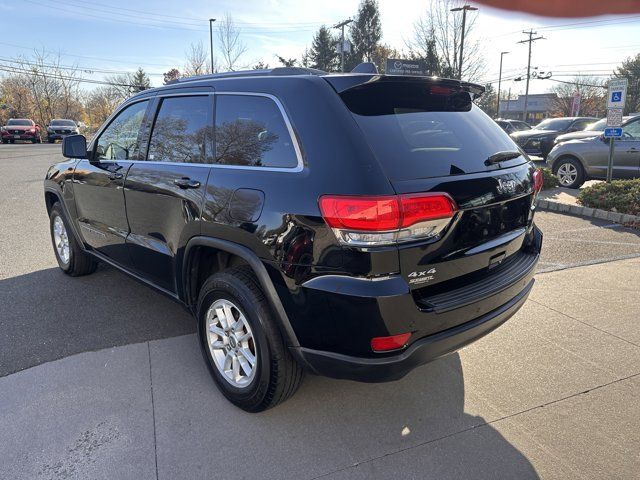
left=206, top=299, right=258, bottom=388
left=52, top=215, right=70, bottom=264
left=557, top=163, right=578, bottom=187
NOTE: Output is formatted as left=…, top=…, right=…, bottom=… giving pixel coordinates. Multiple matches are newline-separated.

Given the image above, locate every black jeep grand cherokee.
left=44, top=67, right=543, bottom=412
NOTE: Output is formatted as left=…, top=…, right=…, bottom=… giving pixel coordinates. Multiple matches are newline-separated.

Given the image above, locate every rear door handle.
left=174, top=178, right=201, bottom=189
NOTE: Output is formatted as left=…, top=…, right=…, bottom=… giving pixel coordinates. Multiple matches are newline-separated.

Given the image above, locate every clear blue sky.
left=1, top=0, right=639, bottom=94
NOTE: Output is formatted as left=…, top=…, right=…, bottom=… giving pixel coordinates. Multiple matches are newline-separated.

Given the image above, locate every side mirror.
left=62, top=134, right=88, bottom=158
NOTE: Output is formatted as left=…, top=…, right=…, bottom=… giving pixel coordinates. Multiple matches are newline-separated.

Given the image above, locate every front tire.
left=49, top=202, right=97, bottom=276
left=554, top=157, right=585, bottom=189
left=197, top=266, right=303, bottom=412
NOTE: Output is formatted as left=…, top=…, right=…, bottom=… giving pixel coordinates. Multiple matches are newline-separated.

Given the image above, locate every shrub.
left=577, top=179, right=640, bottom=216
left=539, top=167, right=559, bottom=190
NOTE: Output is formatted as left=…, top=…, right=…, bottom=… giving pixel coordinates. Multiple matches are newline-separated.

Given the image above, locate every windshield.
left=341, top=82, right=525, bottom=180
left=585, top=119, right=606, bottom=131
left=7, top=119, right=32, bottom=126
left=513, top=122, right=531, bottom=131
left=536, top=118, right=573, bottom=131
left=50, top=120, right=76, bottom=127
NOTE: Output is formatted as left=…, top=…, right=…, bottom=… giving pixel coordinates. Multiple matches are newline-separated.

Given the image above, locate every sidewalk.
left=2, top=258, right=639, bottom=480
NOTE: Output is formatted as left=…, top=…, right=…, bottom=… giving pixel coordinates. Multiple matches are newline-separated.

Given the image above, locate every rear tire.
left=554, top=157, right=585, bottom=189
left=49, top=202, right=97, bottom=276
left=197, top=265, right=303, bottom=412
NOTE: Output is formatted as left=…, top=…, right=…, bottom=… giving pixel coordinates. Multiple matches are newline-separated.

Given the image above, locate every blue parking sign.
left=611, top=91, right=622, bottom=102
left=604, top=127, right=622, bottom=138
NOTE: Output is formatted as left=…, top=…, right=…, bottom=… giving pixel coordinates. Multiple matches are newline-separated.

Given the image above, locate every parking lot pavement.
left=1, top=144, right=640, bottom=479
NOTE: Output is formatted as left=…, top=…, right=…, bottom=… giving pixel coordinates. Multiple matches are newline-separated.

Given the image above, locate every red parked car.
left=1, top=118, right=42, bottom=144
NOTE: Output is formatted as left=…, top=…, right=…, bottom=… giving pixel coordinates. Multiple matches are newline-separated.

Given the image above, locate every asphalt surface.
left=1, top=143, right=640, bottom=479
left=1, top=143, right=640, bottom=377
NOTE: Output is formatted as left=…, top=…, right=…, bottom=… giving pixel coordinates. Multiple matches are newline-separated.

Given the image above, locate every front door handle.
left=174, top=177, right=201, bottom=189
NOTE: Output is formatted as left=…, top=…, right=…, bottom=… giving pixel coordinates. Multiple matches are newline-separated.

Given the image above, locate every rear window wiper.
left=485, top=151, right=521, bottom=166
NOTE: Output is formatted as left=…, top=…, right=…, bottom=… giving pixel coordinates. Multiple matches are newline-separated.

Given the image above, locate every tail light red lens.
left=371, top=333, right=412, bottom=352
left=533, top=169, right=543, bottom=193
left=319, top=193, right=457, bottom=246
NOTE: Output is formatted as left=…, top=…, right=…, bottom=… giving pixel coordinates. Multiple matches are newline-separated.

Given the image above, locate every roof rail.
left=167, top=67, right=327, bottom=85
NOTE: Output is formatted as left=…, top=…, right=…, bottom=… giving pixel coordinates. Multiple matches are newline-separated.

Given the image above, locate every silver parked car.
left=546, top=116, right=640, bottom=188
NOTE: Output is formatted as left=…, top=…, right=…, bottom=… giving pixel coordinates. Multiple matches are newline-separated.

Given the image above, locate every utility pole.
left=209, top=18, right=216, bottom=74
left=496, top=51, right=509, bottom=118
left=332, top=19, right=353, bottom=72
left=450, top=4, right=478, bottom=80
left=518, top=30, right=544, bottom=123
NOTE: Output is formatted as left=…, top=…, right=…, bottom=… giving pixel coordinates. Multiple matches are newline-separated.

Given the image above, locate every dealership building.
left=498, top=93, right=559, bottom=124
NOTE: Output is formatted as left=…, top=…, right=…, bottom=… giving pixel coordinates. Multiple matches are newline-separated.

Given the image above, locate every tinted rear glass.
left=341, top=82, right=524, bottom=180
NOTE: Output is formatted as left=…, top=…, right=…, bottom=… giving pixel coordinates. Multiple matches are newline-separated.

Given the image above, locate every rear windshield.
left=341, top=82, right=524, bottom=180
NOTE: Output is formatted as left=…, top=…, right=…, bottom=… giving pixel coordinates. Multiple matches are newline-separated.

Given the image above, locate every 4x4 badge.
left=407, top=268, right=437, bottom=285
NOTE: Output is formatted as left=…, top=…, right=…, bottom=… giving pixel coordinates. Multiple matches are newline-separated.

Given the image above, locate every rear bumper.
left=295, top=278, right=534, bottom=382
left=289, top=225, right=542, bottom=382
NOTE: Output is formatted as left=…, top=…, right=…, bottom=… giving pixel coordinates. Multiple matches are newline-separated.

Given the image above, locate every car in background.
left=554, top=116, right=639, bottom=145
left=495, top=118, right=531, bottom=134
left=546, top=115, right=640, bottom=188
left=46, top=119, right=79, bottom=143
left=1, top=118, right=41, bottom=144
left=511, top=116, right=598, bottom=159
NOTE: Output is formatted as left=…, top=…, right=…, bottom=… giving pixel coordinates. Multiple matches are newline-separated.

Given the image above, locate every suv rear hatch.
left=324, top=74, right=541, bottom=317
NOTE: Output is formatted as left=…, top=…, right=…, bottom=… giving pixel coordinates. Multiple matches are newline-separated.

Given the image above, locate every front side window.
left=147, top=95, right=212, bottom=163
left=95, top=101, right=148, bottom=161
left=214, top=95, right=298, bottom=168
left=622, top=119, right=640, bottom=140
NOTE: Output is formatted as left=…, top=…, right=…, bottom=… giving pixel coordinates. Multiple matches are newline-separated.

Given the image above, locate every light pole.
left=209, top=18, right=216, bottom=74
left=496, top=51, right=509, bottom=118
left=332, top=19, right=353, bottom=72
left=450, top=5, right=478, bottom=80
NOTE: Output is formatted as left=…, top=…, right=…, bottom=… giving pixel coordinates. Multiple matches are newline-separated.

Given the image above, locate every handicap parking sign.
left=611, top=91, right=622, bottom=102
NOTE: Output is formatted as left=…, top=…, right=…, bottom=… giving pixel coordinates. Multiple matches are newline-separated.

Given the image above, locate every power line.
left=0, top=56, right=164, bottom=77
left=0, top=64, right=136, bottom=87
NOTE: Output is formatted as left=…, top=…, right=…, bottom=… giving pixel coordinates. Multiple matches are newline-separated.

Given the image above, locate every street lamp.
left=496, top=51, right=509, bottom=117
left=209, top=18, right=216, bottom=74
left=450, top=4, right=478, bottom=80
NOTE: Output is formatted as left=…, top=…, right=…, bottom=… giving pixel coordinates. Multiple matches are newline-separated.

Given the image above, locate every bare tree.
left=217, top=14, right=247, bottom=71
left=549, top=76, right=606, bottom=117
left=184, top=41, right=215, bottom=77
left=411, top=0, right=485, bottom=81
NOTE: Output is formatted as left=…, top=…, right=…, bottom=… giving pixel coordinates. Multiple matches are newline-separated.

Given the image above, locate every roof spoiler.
left=326, top=74, right=485, bottom=99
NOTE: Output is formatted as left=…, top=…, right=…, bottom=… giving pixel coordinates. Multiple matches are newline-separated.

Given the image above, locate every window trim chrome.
left=90, top=90, right=305, bottom=173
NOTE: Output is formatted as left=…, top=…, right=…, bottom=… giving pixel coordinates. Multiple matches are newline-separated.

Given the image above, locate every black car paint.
left=45, top=71, right=542, bottom=382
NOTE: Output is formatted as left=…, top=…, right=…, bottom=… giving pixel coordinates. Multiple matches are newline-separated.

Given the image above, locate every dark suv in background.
left=511, top=116, right=598, bottom=159
left=46, top=119, right=79, bottom=143
left=44, top=67, right=543, bottom=411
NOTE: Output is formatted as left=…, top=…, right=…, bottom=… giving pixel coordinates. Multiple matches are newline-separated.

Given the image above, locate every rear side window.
left=341, top=81, right=524, bottom=180
left=214, top=94, right=299, bottom=168
left=147, top=95, right=212, bottom=163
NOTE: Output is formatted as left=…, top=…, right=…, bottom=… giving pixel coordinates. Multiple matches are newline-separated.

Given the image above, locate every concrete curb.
left=538, top=199, right=640, bottom=225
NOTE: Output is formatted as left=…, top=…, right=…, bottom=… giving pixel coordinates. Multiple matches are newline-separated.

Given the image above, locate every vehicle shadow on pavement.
left=0, top=265, right=194, bottom=377
left=152, top=335, right=541, bottom=480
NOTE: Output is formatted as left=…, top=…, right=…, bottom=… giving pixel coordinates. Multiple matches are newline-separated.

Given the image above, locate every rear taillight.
left=371, top=333, right=412, bottom=352
left=533, top=169, right=543, bottom=194
left=319, top=193, right=457, bottom=246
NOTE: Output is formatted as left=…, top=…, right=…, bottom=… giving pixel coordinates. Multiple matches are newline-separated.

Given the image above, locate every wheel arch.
left=183, top=236, right=300, bottom=349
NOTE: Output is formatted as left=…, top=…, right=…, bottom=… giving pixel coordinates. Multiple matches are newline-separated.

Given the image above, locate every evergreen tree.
left=475, top=83, right=497, bottom=117
left=350, top=0, right=382, bottom=63
left=131, top=68, right=151, bottom=92
left=309, top=26, right=338, bottom=72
